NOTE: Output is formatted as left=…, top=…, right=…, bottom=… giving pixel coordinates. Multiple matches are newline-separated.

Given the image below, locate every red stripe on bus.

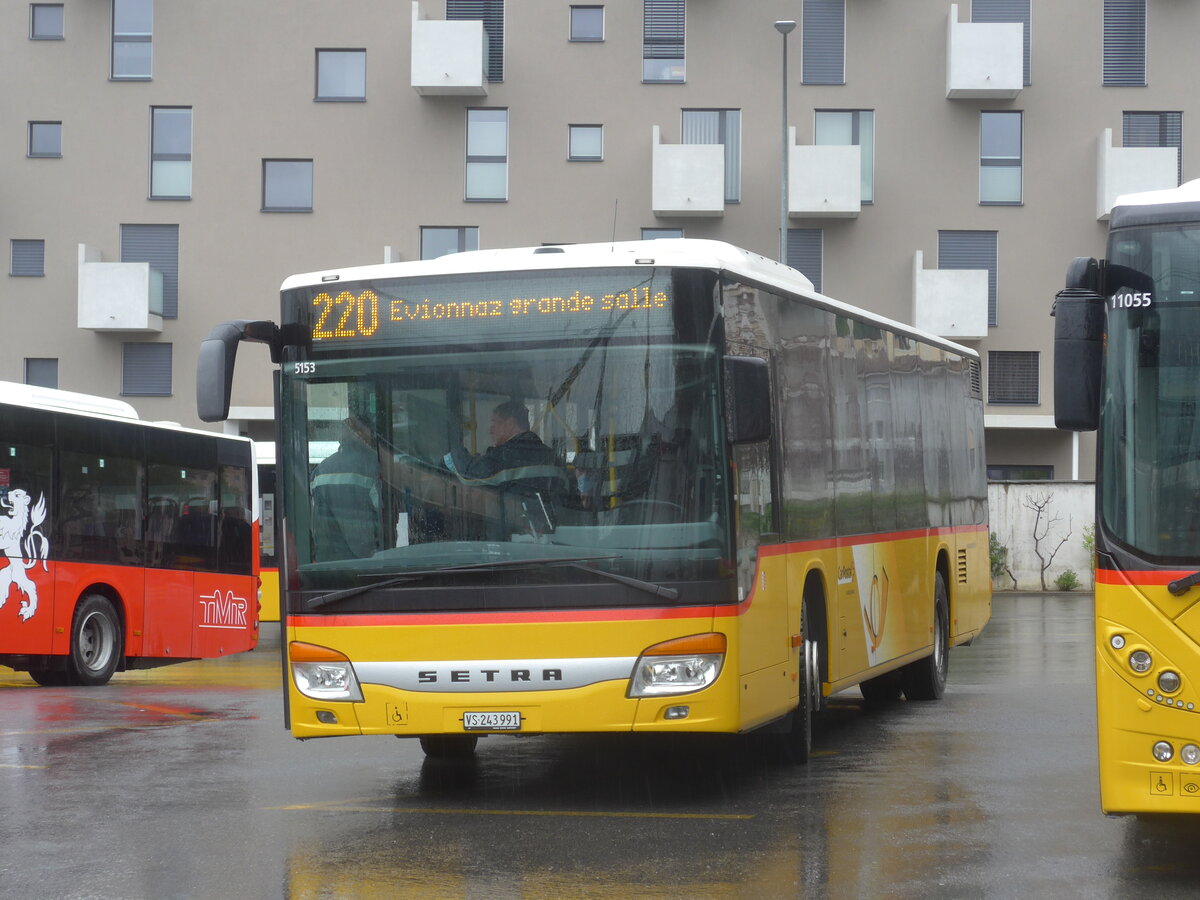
left=1095, top=568, right=1194, bottom=587
left=288, top=605, right=734, bottom=628
left=758, top=523, right=988, bottom=557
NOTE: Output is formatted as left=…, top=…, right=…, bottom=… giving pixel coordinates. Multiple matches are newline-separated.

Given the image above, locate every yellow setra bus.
left=1055, top=182, right=1200, bottom=814
left=199, top=239, right=990, bottom=760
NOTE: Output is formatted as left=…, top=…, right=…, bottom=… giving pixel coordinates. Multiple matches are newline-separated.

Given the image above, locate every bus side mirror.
left=1052, top=261, right=1105, bottom=432
left=197, top=320, right=282, bottom=423
left=723, top=356, right=771, bottom=444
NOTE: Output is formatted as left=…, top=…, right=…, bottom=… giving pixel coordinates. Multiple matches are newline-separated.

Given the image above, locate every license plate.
left=462, top=711, right=522, bottom=731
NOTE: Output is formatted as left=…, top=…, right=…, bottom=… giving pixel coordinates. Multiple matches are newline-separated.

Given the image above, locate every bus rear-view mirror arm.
left=197, top=319, right=310, bottom=422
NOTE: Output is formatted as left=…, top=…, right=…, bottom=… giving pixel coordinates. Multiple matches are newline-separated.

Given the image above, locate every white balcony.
left=946, top=3, right=1022, bottom=99
left=1096, top=128, right=1179, bottom=220
left=789, top=129, right=860, bottom=218
left=411, top=1, right=487, bottom=96
left=912, top=250, right=988, bottom=341
left=77, top=244, right=164, bottom=333
left=651, top=126, right=725, bottom=217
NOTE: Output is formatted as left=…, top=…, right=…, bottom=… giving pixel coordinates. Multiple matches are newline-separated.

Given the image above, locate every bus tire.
left=859, top=670, right=904, bottom=704
left=27, top=667, right=70, bottom=687
left=68, top=594, right=122, bottom=686
left=903, top=572, right=949, bottom=701
left=419, top=735, right=478, bottom=760
left=783, top=597, right=820, bottom=763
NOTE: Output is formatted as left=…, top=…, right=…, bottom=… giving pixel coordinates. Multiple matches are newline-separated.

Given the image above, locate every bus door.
left=0, top=420, right=56, bottom=655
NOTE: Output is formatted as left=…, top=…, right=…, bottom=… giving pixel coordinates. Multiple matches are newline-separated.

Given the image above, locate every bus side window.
left=218, top=464, right=252, bottom=575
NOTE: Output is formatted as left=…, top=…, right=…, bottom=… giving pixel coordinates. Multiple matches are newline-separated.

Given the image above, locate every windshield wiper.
left=1168, top=571, right=1200, bottom=596
left=304, top=556, right=617, bottom=610
left=560, top=562, right=679, bottom=600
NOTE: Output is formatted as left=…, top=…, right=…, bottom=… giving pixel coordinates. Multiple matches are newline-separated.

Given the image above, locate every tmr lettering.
left=198, top=589, right=249, bottom=629
left=418, top=668, right=564, bottom=685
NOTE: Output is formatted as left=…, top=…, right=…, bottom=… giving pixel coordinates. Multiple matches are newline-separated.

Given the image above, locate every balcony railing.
left=789, top=129, right=861, bottom=218
left=77, top=244, right=164, bottom=333
left=1096, top=128, right=1179, bottom=220
left=651, top=126, right=725, bottom=217
left=946, top=3, right=1022, bottom=99
left=411, top=1, right=488, bottom=96
left=912, top=250, right=988, bottom=340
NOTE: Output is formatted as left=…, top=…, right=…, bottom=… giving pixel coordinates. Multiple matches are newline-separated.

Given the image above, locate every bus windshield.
left=1102, top=223, right=1200, bottom=562
left=281, top=343, right=731, bottom=608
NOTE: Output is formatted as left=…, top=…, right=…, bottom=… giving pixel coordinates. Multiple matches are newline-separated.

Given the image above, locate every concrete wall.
left=988, top=481, right=1095, bottom=592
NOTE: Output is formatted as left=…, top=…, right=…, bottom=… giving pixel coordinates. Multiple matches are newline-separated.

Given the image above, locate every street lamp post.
left=774, top=20, right=796, bottom=264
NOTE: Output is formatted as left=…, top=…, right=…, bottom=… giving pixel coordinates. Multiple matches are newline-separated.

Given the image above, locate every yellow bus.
left=199, top=239, right=990, bottom=759
left=1055, top=182, right=1200, bottom=814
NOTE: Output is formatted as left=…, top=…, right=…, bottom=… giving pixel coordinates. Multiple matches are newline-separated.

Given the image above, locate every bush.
left=989, top=532, right=1008, bottom=580
left=1055, top=569, right=1080, bottom=591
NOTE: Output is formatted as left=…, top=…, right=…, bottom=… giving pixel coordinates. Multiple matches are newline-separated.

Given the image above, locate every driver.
left=450, top=400, right=556, bottom=479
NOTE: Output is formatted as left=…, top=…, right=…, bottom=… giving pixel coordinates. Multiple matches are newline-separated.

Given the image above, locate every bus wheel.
left=27, top=667, right=70, bottom=687
left=419, top=735, right=479, bottom=760
left=903, top=572, right=949, bottom=701
left=68, top=595, right=122, bottom=686
left=784, top=598, right=819, bottom=763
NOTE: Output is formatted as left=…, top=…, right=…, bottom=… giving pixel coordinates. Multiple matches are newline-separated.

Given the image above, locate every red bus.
left=0, top=382, right=259, bottom=685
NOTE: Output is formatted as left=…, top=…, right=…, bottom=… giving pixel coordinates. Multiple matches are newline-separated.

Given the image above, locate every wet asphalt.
left=2, top=593, right=1200, bottom=899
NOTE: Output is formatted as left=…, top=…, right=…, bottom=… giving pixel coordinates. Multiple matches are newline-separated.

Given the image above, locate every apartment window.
left=972, top=0, right=1031, bottom=85
left=802, top=0, right=845, bottom=86
left=30, top=4, right=64, bottom=39
left=10, top=240, right=45, bottom=277
left=815, top=110, right=874, bottom=202
left=939, top=230, right=998, bottom=327
left=122, top=342, right=172, bottom=397
left=25, top=358, right=58, bottom=389
left=980, top=111, right=1022, bottom=205
left=316, top=49, right=366, bottom=101
left=421, top=226, right=479, bottom=260
left=1124, top=111, right=1183, bottom=185
left=1104, top=0, right=1145, bottom=86
left=448, top=0, right=504, bottom=82
left=262, top=160, right=314, bottom=212
left=642, top=228, right=683, bottom=240
left=643, top=0, right=684, bottom=83
left=111, top=0, right=152, bottom=80
left=988, top=351, right=1039, bottom=405
left=28, top=121, right=62, bottom=158
left=121, top=224, right=178, bottom=317
left=568, top=125, right=603, bottom=161
left=570, top=6, right=603, bottom=41
left=466, top=109, right=508, bottom=201
left=786, top=229, right=823, bottom=293
left=987, top=464, right=1053, bottom=481
left=682, top=109, right=740, bottom=203
left=150, top=107, right=191, bottom=199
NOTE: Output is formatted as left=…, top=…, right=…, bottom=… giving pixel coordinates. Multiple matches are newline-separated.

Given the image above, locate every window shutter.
left=11, top=239, right=45, bottom=277
left=1123, top=111, right=1183, bottom=185
left=643, top=0, right=685, bottom=60
left=448, top=0, right=504, bottom=82
left=122, top=343, right=173, bottom=397
left=988, top=351, right=1039, bottom=405
left=1104, top=0, right=1146, bottom=86
left=787, top=229, right=823, bottom=294
left=938, top=230, right=998, bottom=327
left=802, top=0, right=845, bottom=86
left=971, top=0, right=1031, bottom=85
left=121, top=224, right=179, bottom=318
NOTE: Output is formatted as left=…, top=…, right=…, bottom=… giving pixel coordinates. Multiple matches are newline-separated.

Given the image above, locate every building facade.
left=4, top=1, right=1190, bottom=479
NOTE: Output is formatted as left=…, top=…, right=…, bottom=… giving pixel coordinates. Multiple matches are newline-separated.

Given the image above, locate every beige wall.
left=1, top=1, right=1188, bottom=482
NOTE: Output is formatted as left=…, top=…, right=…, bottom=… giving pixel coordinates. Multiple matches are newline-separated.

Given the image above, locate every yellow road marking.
left=0, top=763, right=46, bottom=769
left=269, top=802, right=752, bottom=820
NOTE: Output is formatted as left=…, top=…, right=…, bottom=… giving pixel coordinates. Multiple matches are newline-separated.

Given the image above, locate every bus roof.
left=1114, top=178, right=1200, bottom=209
left=1111, top=179, right=1200, bottom=230
left=0, top=381, right=140, bottom=419
left=280, top=239, right=978, bottom=360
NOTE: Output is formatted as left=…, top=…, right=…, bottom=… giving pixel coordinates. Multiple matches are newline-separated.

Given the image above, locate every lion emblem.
left=0, top=488, right=50, bottom=621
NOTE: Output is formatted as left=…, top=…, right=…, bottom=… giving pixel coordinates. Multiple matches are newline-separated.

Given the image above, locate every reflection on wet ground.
left=3, top=595, right=1200, bottom=899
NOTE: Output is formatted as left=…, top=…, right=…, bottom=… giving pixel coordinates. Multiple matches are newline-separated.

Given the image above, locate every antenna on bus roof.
left=610, top=198, right=618, bottom=250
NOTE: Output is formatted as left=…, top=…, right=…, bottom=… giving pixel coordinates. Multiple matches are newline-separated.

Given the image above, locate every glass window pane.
left=814, top=111, right=853, bottom=145
left=152, top=108, right=191, bottom=155
left=467, top=110, right=507, bottom=157
left=466, top=162, right=506, bottom=200
left=570, top=6, right=603, bottom=40
left=152, top=160, right=192, bottom=198
left=32, top=5, right=65, bottom=39
left=982, top=112, right=1021, bottom=158
left=113, top=0, right=152, bottom=34
left=857, top=113, right=874, bottom=203
left=25, top=358, right=58, bottom=389
left=317, top=50, right=366, bottom=99
left=264, top=161, right=313, bottom=210
left=113, top=40, right=151, bottom=77
left=569, top=125, right=603, bottom=160
left=421, top=227, right=479, bottom=260
left=980, top=167, right=1022, bottom=203
left=29, top=122, right=61, bottom=156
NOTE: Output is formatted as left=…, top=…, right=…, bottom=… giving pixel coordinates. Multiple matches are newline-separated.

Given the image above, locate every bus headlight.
left=290, top=641, right=364, bottom=702
left=1153, top=741, right=1174, bottom=762
left=629, top=633, right=726, bottom=698
left=1182, top=744, right=1200, bottom=766
left=1129, top=650, right=1153, bottom=674
left=1158, top=670, right=1182, bottom=694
